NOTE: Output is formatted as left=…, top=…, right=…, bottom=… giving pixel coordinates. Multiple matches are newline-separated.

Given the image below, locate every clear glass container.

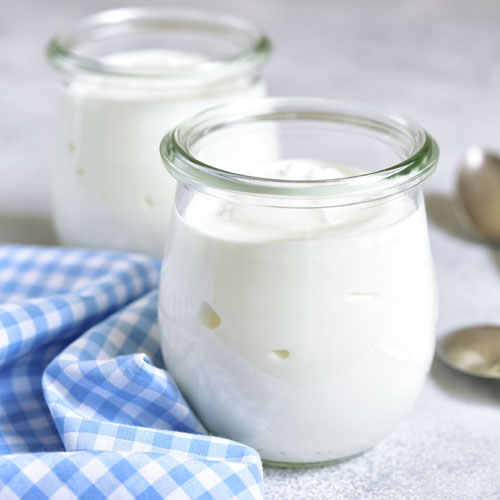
left=46, top=7, right=270, bottom=256
left=159, top=98, right=439, bottom=467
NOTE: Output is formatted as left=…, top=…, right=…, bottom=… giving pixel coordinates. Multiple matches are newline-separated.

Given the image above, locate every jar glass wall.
left=159, top=98, right=439, bottom=466
left=47, top=8, right=270, bottom=256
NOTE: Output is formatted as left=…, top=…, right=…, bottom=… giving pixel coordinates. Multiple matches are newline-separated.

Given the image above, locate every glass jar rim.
left=160, top=97, right=439, bottom=205
left=46, top=7, right=271, bottom=82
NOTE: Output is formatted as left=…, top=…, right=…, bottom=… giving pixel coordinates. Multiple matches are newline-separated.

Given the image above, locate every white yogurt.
left=52, top=50, right=266, bottom=256
left=159, top=160, right=437, bottom=464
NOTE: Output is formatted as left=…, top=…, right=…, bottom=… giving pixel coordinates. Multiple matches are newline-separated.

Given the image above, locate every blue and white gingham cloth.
left=0, top=245, right=263, bottom=499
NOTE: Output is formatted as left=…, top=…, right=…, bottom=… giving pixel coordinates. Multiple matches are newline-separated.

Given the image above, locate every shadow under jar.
left=46, top=7, right=270, bottom=256
left=159, top=98, right=439, bottom=467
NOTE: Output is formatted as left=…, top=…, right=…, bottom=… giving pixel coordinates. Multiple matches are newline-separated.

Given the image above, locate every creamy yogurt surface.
left=159, top=159, right=437, bottom=464
left=52, top=49, right=266, bottom=256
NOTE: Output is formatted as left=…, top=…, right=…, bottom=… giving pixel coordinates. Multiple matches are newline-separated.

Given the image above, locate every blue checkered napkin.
left=0, top=245, right=263, bottom=500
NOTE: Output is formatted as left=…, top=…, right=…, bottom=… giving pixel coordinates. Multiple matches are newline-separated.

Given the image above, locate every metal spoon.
left=437, top=149, right=500, bottom=378
left=456, top=146, right=500, bottom=242
left=437, top=326, right=500, bottom=378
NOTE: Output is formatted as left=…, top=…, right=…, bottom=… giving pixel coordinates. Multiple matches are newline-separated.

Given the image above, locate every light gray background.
left=1, top=1, right=500, bottom=499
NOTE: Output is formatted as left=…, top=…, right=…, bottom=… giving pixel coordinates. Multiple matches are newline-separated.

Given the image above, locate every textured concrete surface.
left=2, top=1, right=500, bottom=498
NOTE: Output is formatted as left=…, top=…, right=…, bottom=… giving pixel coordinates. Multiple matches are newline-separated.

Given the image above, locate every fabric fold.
left=0, top=245, right=263, bottom=499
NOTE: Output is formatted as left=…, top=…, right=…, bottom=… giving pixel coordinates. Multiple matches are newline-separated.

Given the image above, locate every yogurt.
left=52, top=50, right=266, bottom=256
left=159, top=160, right=437, bottom=464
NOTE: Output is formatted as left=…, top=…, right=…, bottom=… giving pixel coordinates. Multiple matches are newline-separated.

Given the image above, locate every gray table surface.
left=2, top=1, right=500, bottom=498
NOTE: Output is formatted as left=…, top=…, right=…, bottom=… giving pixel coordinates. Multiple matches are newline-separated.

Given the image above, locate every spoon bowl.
left=456, top=147, right=500, bottom=242
left=437, top=326, right=500, bottom=379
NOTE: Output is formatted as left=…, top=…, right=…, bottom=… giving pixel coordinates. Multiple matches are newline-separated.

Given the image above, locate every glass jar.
left=46, top=7, right=270, bottom=256
left=159, top=98, right=439, bottom=466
